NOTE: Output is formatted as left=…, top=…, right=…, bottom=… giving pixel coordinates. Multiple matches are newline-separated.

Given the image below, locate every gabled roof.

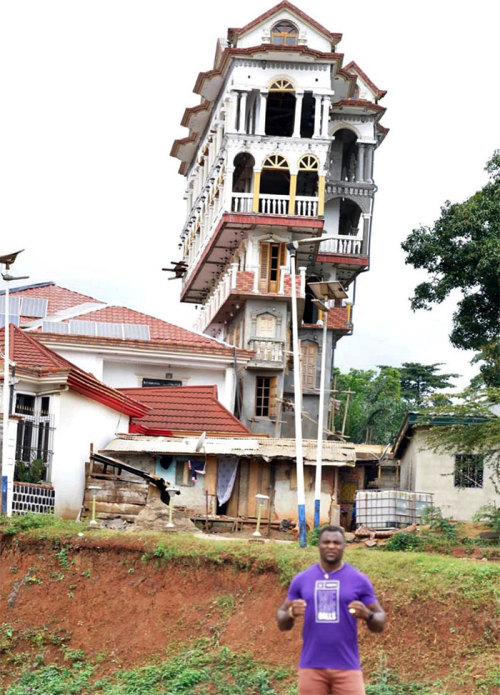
left=9, top=282, right=244, bottom=356
left=392, top=412, right=490, bottom=459
left=343, top=61, right=387, bottom=101
left=7, top=282, right=105, bottom=321
left=1, top=325, right=148, bottom=417
left=120, top=385, right=252, bottom=437
left=227, top=2, right=342, bottom=47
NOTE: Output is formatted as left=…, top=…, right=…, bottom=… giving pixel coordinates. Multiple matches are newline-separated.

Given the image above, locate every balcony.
left=231, top=194, right=319, bottom=217
left=318, top=235, right=363, bottom=255
left=248, top=338, right=285, bottom=366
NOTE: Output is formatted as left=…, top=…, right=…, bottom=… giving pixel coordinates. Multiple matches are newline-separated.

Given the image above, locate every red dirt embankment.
left=0, top=534, right=497, bottom=691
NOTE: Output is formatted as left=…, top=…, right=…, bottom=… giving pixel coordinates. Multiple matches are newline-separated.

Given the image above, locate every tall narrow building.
left=171, top=1, right=387, bottom=439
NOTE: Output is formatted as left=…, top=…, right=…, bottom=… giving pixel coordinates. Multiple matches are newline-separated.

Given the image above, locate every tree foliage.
left=398, top=362, right=458, bottom=407
left=332, top=367, right=406, bottom=445
left=401, top=151, right=500, bottom=353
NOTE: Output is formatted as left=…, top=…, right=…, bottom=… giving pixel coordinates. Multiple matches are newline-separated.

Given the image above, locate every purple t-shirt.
left=287, top=562, right=376, bottom=670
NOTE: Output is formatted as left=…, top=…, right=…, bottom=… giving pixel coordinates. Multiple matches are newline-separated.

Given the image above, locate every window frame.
left=255, top=375, right=278, bottom=418
left=271, top=21, right=299, bottom=46
left=454, top=453, right=484, bottom=488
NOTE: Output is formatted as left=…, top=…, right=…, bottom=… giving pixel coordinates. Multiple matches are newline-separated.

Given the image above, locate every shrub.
left=384, top=532, right=422, bottom=552
left=473, top=503, right=500, bottom=537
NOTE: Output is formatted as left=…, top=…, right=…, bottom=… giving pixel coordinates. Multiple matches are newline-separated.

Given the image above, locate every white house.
left=392, top=413, right=499, bottom=521
left=0, top=325, right=147, bottom=518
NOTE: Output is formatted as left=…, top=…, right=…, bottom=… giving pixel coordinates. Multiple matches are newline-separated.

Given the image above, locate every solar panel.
left=123, top=323, right=150, bottom=340
left=95, top=322, right=123, bottom=338
left=0, top=314, right=20, bottom=327
left=20, top=297, right=48, bottom=317
left=69, top=320, right=97, bottom=336
left=42, top=321, right=69, bottom=334
left=0, top=297, right=20, bottom=315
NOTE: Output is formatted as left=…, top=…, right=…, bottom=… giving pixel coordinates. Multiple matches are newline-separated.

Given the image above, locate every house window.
left=14, top=394, right=52, bottom=481
left=259, top=242, right=286, bottom=292
left=301, top=341, right=318, bottom=390
left=174, top=457, right=195, bottom=487
left=255, top=376, right=277, bottom=417
left=271, top=21, right=299, bottom=46
left=454, top=454, right=484, bottom=488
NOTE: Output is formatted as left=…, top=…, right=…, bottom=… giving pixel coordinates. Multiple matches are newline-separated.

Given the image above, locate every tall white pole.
left=314, top=299, right=329, bottom=527
left=1, top=275, right=11, bottom=515
left=287, top=243, right=306, bottom=547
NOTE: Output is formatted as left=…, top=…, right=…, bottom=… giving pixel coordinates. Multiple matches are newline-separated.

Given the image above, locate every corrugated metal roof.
left=103, top=434, right=356, bottom=465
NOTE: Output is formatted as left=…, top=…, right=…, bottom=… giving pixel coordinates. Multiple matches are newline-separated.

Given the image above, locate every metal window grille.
left=454, top=454, right=484, bottom=488
left=15, top=411, right=55, bottom=482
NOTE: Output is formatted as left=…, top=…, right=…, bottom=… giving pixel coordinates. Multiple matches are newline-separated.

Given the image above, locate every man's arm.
left=276, top=598, right=306, bottom=632
left=347, top=599, right=386, bottom=633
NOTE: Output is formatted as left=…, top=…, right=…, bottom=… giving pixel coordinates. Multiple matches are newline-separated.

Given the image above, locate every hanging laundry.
left=217, top=456, right=239, bottom=506
left=188, top=459, right=206, bottom=482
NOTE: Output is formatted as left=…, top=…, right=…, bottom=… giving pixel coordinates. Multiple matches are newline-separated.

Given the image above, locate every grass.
left=6, top=638, right=492, bottom=695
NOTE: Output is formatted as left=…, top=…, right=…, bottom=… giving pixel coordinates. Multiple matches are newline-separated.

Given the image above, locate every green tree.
left=332, top=367, right=406, bottom=444
left=401, top=151, right=500, bottom=356
left=399, top=362, right=459, bottom=407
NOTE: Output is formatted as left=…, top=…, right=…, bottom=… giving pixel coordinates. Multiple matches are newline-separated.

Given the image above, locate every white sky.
left=1, top=0, right=498, bottom=390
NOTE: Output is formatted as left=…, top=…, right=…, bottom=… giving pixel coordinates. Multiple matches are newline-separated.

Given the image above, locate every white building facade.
left=172, top=2, right=388, bottom=438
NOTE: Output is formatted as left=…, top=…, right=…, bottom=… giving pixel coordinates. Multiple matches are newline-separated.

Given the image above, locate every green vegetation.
left=13, top=458, right=47, bottom=484
left=473, top=502, right=500, bottom=537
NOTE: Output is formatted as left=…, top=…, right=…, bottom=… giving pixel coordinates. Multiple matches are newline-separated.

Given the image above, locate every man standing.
left=277, top=525, right=386, bottom=695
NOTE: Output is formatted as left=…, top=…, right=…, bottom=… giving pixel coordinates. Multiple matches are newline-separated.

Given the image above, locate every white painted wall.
left=50, top=390, right=129, bottom=519
left=399, top=430, right=499, bottom=521
left=56, top=350, right=104, bottom=381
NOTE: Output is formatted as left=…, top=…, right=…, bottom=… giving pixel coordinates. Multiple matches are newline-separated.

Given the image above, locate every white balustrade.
left=259, top=194, right=289, bottom=215
left=295, top=196, right=318, bottom=217
left=319, top=235, right=363, bottom=255
left=231, top=193, right=253, bottom=213
left=249, top=338, right=284, bottom=363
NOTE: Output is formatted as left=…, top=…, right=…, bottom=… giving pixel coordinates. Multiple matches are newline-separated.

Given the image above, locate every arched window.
left=331, top=128, right=358, bottom=181
left=265, top=79, right=296, bottom=136
left=271, top=21, right=299, bottom=46
left=259, top=155, right=290, bottom=213
left=297, top=155, right=319, bottom=197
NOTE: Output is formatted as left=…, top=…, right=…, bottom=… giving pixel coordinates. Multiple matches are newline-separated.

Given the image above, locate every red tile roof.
left=70, top=305, right=225, bottom=348
left=10, top=282, right=237, bottom=353
left=10, top=282, right=105, bottom=321
left=1, top=325, right=148, bottom=417
left=120, top=386, right=252, bottom=437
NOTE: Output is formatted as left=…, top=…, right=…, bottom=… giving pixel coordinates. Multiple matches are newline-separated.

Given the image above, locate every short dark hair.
left=318, top=525, right=345, bottom=541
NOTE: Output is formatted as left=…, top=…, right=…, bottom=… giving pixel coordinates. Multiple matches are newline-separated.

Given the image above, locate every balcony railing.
left=248, top=338, right=285, bottom=364
left=231, top=193, right=253, bottom=213
left=318, top=235, right=363, bottom=255
left=231, top=193, right=319, bottom=217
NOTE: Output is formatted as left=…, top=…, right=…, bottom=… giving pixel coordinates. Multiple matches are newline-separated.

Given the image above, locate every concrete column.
left=253, top=266, right=260, bottom=292
left=299, top=266, right=306, bottom=297
left=313, top=95, right=322, bottom=137
left=229, top=92, right=238, bottom=132
left=293, top=91, right=304, bottom=138
left=223, top=366, right=236, bottom=413
left=321, top=97, right=330, bottom=137
left=238, top=91, right=248, bottom=134
left=356, top=143, right=365, bottom=181
left=257, top=91, right=268, bottom=135
left=365, top=144, right=374, bottom=182
left=279, top=266, right=287, bottom=294
left=231, top=263, right=238, bottom=289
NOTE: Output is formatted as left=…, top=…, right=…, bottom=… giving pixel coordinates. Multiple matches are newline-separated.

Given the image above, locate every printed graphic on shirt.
left=314, top=580, right=340, bottom=623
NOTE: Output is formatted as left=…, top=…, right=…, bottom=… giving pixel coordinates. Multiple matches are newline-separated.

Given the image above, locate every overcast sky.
left=1, top=0, right=498, bottom=389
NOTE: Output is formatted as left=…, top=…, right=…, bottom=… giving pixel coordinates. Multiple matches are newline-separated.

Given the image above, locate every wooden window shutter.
left=301, top=342, right=318, bottom=389
left=269, top=377, right=278, bottom=417
left=259, top=243, right=270, bottom=292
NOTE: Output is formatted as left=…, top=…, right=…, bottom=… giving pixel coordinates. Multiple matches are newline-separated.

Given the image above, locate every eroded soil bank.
left=0, top=534, right=498, bottom=693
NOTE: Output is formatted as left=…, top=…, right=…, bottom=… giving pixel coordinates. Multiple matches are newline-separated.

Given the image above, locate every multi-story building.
left=171, top=1, right=387, bottom=439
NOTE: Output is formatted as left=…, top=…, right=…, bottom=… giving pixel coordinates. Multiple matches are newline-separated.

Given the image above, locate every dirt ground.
left=0, top=532, right=498, bottom=693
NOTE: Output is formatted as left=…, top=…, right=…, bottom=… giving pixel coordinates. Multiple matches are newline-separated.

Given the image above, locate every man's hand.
left=348, top=600, right=386, bottom=633
left=276, top=599, right=307, bottom=631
